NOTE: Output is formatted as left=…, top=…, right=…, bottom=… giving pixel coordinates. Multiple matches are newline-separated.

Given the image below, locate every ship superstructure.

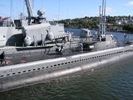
left=0, top=0, right=71, bottom=47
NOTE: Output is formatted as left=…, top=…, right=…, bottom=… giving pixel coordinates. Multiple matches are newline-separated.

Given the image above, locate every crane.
left=25, top=0, right=33, bottom=25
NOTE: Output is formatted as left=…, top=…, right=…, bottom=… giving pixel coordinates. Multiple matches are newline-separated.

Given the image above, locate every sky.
left=0, top=0, right=133, bottom=20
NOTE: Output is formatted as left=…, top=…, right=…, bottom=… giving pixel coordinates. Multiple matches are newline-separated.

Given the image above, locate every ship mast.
left=25, top=0, right=33, bottom=25
left=99, top=0, right=106, bottom=41
left=103, top=0, right=106, bottom=35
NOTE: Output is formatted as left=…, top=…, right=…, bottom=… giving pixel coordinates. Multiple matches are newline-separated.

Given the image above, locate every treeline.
left=58, top=16, right=133, bottom=32
left=59, top=17, right=99, bottom=29
left=59, top=16, right=116, bottom=29
left=123, top=25, right=133, bottom=32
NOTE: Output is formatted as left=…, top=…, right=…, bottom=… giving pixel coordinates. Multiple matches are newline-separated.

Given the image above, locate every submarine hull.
left=0, top=45, right=133, bottom=92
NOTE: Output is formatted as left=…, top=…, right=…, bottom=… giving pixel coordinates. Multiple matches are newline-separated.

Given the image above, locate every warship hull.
left=0, top=45, right=133, bottom=92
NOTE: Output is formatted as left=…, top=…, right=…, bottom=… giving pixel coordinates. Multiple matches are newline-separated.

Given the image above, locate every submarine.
left=0, top=0, right=133, bottom=92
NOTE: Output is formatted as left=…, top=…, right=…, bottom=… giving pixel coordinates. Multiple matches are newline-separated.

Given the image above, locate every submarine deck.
left=0, top=40, right=130, bottom=67
left=0, top=48, right=87, bottom=67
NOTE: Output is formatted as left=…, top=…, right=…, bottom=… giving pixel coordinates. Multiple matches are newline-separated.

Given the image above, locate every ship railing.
left=72, top=36, right=96, bottom=43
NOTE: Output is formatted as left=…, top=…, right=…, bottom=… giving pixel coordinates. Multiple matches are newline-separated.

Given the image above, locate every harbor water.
left=0, top=30, right=133, bottom=100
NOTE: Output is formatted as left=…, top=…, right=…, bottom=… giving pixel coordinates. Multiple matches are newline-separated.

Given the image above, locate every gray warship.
left=0, top=0, right=133, bottom=92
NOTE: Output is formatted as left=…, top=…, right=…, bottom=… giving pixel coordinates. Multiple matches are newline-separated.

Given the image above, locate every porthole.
left=3, top=35, right=5, bottom=38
